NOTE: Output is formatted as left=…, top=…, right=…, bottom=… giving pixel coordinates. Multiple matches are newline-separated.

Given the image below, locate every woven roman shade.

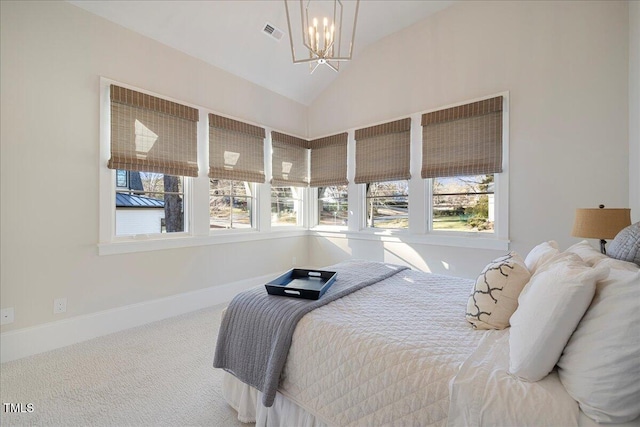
left=108, top=85, right=199, bottom=177
left=208, top=114, right=266, bottom=183
left=354, top=118, right=411, bottom=184
left=271, top=131, right=309, bottom=187
left=421, top=96, right=503, bottom=179
left=309, top=133, right=348, bottom=187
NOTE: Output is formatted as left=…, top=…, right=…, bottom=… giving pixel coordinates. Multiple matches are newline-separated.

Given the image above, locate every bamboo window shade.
left=271, top=132, right=310, bottom=187
left=354, top=118, right=411, bottom=184
left=309, top=133, right=348, bottom=187
left=421, top=96, right=503, bottom=179
left=108, top=85, right=199, bottom=177
left=208, top=114, right=266, bottom=183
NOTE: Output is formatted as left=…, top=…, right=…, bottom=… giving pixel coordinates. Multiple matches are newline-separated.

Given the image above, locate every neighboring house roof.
left=116, top=193, right=164, bottom=208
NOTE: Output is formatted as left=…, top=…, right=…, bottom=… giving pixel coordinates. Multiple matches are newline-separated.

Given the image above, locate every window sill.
left=308, top=230, right=509, bottom=251
left=311, top=225, right=349, bottom=233
left=98, top=228, right=508, bottom=256
left=98, top=229, right=308, bottom=256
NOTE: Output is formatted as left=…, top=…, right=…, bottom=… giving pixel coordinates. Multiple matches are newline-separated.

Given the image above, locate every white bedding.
left=448, top=331, right=579, bottom=426
left=277, top=269, right=483, bottom=426
left=219, top=267, right=639, bottom=426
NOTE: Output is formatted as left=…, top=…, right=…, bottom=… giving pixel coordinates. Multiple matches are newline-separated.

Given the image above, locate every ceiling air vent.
left=262, top=22, right=284, bottom=41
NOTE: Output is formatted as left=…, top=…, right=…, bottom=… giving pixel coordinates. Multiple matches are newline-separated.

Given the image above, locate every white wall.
left=0, top=0, right=633, bottom=342
left=630, top=1, right=640, bottom=223
left=0, top=1, right=309, bottom=333
left=308, top=0, right=630, bottom=273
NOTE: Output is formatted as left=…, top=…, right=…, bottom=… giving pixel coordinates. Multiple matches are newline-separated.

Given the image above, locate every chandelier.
left=284, top=0, right=360, bottom=74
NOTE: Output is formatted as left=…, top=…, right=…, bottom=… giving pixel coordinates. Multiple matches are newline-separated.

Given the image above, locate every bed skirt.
left=223, top=372, right=328, bottom=427
left=222, top=372, right=640, bottom=427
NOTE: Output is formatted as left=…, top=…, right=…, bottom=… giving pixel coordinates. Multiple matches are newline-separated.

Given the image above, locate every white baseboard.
left=0, top=273, right=275, bottom=363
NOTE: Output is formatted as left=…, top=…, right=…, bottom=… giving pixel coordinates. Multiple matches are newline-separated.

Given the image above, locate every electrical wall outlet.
left=1, top=307, right=15, bottom=325
left=53, top=298, right=67, bottom=314
left=292, top=257, right=297, bottom=266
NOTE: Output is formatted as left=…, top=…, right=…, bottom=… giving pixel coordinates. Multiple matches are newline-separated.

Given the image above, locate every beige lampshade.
left=572, top=208, right=632, bottom=239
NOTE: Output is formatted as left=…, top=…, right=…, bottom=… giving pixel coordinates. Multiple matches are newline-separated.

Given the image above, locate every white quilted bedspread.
left=279, top=269, right=486, bottom=427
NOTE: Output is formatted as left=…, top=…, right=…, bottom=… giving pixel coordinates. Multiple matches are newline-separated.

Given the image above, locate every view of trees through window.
left=318, top=185, right=348, bottom=226
left=210, top=180, right=253, bottom=229
left=271, top=186, right=301, bottom=226
left=432, top=174, right=494, bottom=232
left=115, top=171, right=184, bottom=236
left=113, top=173, right=495, bottom=236
left=366, top=181, right=409, bottom=229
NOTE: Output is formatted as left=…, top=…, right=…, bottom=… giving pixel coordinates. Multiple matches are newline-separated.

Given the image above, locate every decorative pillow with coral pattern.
left=466, top=252, right=531, bottom=330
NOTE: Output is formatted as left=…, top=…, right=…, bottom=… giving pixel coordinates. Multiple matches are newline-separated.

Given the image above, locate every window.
left=270, top=132, right=309, bottom=228
left=115, top=171, right=185, bottom=236
left=365, top=180, right=408, bottom=229
left=422, top=96, right=504, bottom=236
left=317, top=185, right=348, bottom=227
left=271, top=186, right=303, bottom=226
left=354, top=119, right=411, bottom=232
left=209, top=179, right=254, bottom=229
left=208, top=114, right=264, bottom=232
left=310, top=133, right=349, bottom=228
left=106, top=85, right=198, bottom=240
left=100, top=80, right=508, bottom=253
left=432, top=174, right=494, bottom=233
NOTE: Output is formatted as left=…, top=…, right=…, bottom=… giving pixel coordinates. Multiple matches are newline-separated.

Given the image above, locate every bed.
left=214, top=237, right=640, bottom=426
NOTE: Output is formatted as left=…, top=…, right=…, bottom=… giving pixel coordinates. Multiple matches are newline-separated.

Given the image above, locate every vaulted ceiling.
left=69, top=0, right=454, bottom=106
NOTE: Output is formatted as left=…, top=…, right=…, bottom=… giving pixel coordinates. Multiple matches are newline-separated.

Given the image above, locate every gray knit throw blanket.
left=213, top=260, right=410, bottom=407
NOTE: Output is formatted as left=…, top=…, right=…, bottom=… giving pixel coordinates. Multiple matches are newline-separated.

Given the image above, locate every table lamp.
left=571, top=204, right=632, bottom=254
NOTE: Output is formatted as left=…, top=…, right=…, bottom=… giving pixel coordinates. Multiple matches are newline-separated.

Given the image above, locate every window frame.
left=314, top=92, right=509, bottom=250
left=270, top=185, right=306, bottom=228
left=115, top=171, right=188, bottom=237
left=362, top=180, right=410, bottom=231
left=98, top=79, right=309, bottom=255
left=423, top=93, right=509, bottom=244
left=99, top=79, right=194, bottom=247
left=208, top=179, right=257, bottom=231
left=312, top=185, right=349, bottom=231
left=428, top=174, right=497, bottom=236
left=99, top=79, right=508, bottom=254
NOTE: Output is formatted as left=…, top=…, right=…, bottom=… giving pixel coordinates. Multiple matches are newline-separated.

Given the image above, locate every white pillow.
left=509, top=252, right=609, bottom=382
left=466, top=252, right=531, bottom=330
left=524, top=240, right=559, bottom=274
left=557, top=257, right=640, bottom=423
left=565, top=240, right=608, bottom=266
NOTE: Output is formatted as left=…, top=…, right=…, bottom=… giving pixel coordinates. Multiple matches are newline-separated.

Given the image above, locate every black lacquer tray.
left=265, top=269, right=337, bottom=300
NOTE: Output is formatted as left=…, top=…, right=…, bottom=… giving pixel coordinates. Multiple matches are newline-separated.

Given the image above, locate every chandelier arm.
left=320, top=57, right=351, bottom=61
left=291, top=57, right=324, bottom=64
left=336, top=0, right=343, bottom=59
left=324, top=39, right=335, bottom=55
left=309, top=62, right=321, bottom=74
left=284, top=0, right=298, bottom=63
left=345, top=0, right=359, bottom=59
left=326, top=61, right=339, bottom=73
left=300, top=0, right=307, bottom=51
left=302, top=40, right=315, bottom=52
left=332, top=0, right=338, bottom=58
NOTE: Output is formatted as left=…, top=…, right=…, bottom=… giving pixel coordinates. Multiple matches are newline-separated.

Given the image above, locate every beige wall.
left=0, top=1, right=634, bottom=335
left=0, top=1, right=309, bottom=332
left=308, top=0, right=630, bottom=267
left=630, top=1, right=640, bottom=223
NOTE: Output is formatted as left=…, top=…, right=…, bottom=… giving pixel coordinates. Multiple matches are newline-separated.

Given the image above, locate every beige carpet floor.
left=0, top=303, right=252, bottom=427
